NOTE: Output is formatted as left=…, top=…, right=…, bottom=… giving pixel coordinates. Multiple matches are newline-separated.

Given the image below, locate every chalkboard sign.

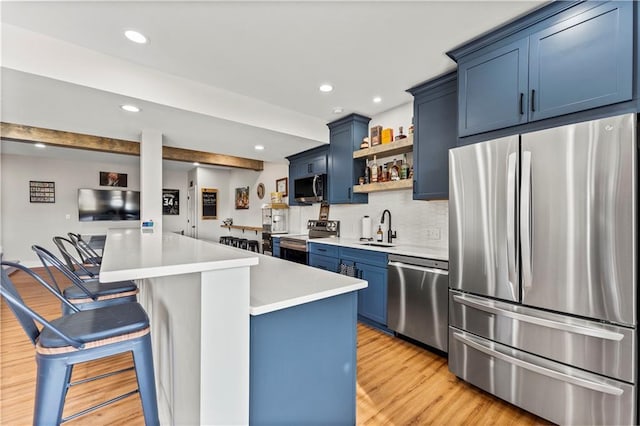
left=201, top=188, right=218, bottom=219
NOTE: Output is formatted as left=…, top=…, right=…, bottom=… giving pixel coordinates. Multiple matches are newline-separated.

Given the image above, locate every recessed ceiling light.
left=193, top=162, right=200, bottom=166
left=333, top=107, right=344, bottom=114
left=254, top=145, right=265, bottom=151
left=319, top=84, right=333, bottom=93
left=373, top=96, right=382, bottom=103
left=121, top=104, right=140, bottom=112
left=34, top=143, right=46, bottom=148
left=124, top=30, right=147, bottom=44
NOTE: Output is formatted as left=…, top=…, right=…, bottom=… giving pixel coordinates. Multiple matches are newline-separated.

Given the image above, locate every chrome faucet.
left=381, top=209, right=397, bottom=244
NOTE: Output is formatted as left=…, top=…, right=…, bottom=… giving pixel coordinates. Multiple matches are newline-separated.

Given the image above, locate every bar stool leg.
left=132, top=335, right=160, bottom=426
left=34, top=356, right=72, bottom=425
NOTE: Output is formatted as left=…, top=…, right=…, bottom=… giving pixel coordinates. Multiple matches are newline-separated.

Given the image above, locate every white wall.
left=1, top=153, right=188, bottom=265
left=194, top=162, right=288, bottom=244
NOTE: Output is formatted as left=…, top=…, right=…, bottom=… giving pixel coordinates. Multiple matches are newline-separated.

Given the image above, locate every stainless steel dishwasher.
left=387, top=254, right=449, bottom=352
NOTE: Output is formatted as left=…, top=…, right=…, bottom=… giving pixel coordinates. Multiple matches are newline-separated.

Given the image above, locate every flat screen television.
left=78, top=188, right=141, bottom=221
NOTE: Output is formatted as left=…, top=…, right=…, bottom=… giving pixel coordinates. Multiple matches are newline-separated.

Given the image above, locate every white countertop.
left=101, top=229, right=367, bottom=316
left=247, top=250, right=367, bottom=315
left=281, top=235, right=448, bottom=261
left=100, top=228, right=259, bottom=282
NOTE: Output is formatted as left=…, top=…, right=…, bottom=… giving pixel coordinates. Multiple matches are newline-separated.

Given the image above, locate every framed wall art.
left=29, top=181, right=55, bottom=203
left=201, top=188, right=218, bottom=219
left=100, top=171, right=128, bottom=187
left=162, top=189, right=180, bottom=215
left=276, top=177, right=288, bottom=196
left=235, top=186, right=249, bottom=209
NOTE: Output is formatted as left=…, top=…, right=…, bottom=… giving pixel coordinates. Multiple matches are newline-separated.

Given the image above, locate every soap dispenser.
left=376, top=225, right=383, bottom=242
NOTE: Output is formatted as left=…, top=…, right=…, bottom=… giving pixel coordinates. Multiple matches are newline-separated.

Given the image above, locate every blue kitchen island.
left=100, top=229, right=366, bottom=425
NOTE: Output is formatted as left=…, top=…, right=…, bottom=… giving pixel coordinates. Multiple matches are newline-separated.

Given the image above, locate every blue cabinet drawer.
left=309, top=253, right=340, bottom=273
left=309, top=242, right=339, bottom=258
left=339, top=247, right=388, bottom=268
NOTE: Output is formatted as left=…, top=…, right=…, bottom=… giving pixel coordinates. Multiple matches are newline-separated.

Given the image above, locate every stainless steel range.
left=279, top=220, right=340, bottom=264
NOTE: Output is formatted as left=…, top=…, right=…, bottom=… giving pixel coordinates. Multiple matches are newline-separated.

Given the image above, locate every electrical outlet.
left=425, top=227, right=441, bottom=240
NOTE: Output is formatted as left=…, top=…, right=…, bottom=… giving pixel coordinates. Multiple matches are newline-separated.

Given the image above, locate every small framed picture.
left=235, top=186, right=249, bottom=209
left=276, top=177, right=288, bottom=196
left=100, top=171, right=128, bottom=187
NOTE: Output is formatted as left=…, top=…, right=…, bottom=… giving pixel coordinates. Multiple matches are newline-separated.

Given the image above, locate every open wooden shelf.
left=220, top=225, right=263, bottom=234
left=353, top=135, right=413, bottom=159
left=353, top=179, right=413, bottom=193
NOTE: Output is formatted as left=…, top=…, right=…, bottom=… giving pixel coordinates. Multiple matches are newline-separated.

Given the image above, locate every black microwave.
left=294, top=174, right=326, bottom=203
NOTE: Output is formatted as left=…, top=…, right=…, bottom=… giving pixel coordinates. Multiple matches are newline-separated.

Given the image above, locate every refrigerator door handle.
left=520, top=150, right=533, bottom=289
left=452, top=331, right=624, bottom=396
left=506, top=152, right=517, bottom=291
left=453, top=294, right=624, bottom=341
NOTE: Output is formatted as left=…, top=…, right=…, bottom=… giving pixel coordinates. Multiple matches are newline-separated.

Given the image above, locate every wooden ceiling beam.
left=0, top=122, right=264, bottom=171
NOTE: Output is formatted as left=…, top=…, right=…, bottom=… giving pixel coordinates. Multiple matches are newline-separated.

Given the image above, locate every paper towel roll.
left=361, top=216, right=372, bottom=239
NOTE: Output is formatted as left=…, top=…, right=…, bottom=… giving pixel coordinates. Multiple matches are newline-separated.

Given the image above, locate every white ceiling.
left=1, top=1, right=544, bottom=163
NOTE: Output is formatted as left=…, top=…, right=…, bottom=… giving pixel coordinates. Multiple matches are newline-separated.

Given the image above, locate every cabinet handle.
left=348, top=187, right=351, bottom=199
left=519, top=93, right=524, bottom=115
left=531, top=89, right=536, bottom=112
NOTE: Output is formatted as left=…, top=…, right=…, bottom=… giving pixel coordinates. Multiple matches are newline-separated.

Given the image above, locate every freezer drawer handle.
left=387, top=261, right=448, bottom=275
left=452, top=331, right=624, bottom=396
left=453, top=294, right=624, bottom=342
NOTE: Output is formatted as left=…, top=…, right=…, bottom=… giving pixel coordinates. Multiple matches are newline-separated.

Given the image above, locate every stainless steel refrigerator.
left=448, top=113, right=637, bottom=425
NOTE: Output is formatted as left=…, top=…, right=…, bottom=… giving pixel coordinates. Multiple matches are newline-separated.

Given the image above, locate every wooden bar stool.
left=1, top=262, right=159, bottom=425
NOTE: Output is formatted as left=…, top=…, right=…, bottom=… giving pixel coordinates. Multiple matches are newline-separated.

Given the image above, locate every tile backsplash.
left=288, top=191, right=448, bottom=249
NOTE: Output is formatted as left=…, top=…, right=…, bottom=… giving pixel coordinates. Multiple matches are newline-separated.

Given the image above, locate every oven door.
left=280, top=238, right=308, bottom=265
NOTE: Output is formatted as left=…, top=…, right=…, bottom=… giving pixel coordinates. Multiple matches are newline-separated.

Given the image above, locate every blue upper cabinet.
left=458, top=38, right=529, bottom=137
left=451, top=1, right=634, bottom=137
left=286, top=145, right=328, bottom=206
left=327, top=114, right=370, bottom=204
left=408, top=72, right=459, bottom=200
left=528, top=2, right=633, bottom=122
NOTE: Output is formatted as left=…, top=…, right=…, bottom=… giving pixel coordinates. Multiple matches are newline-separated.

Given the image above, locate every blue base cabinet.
left=339, top=247, right=388, bottom=326
left=308, top=243, right=389, bottom=327
left=451, top=1, right=634, bottom=137
left=250, top=292, right=358, bottom=425
left=407, top=72, right=458, bottom=200
left=272, top=238, right=280, bottom=258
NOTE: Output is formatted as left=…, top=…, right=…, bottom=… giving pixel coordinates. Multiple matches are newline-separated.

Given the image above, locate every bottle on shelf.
left=390, top=159, right=400, bottom=181
left=400, top=154, right=409, bottom=180
left=370, top=155, right=378, bottom=183
left=376, top=225, right=384, bottom=242
left=364, top=161, right=370, bottom=184
left=380, top=164, right=387, bottom=182
left=395, top=126, right=407, bottom=141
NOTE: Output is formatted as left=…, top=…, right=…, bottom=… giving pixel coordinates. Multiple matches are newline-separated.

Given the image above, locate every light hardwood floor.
left=2, top=268, right=548, bottom=425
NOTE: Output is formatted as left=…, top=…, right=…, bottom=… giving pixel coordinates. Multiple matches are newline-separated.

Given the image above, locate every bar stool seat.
left=238, top=238, right=248, bottom=250
left=63, top=280, right=138, bottom=303
left=38, top=302, right=149, bottom=349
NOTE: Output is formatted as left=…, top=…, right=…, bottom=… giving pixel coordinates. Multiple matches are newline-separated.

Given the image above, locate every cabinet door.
left=328, top=126, right=354, bottom=204
left=272, top=241, right=280, bottom=258
left=528, top=2, right=632, bottom=122
left=413, top=85, right=457, bottom=200
left=357, top=263, right=387, bottom=325
left=458, top=38, right=529, bottom=137
left=309, top=253, right=339, bottom=273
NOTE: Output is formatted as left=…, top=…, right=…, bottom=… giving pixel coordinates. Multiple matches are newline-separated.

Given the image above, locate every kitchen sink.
left=359, top=242, right=395, bottom=248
